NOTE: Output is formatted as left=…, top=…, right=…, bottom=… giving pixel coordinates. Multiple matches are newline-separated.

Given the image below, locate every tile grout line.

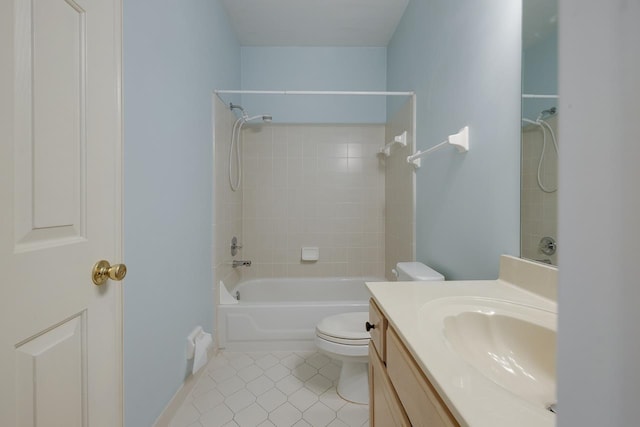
left=169, top=350, right=368, bottom=427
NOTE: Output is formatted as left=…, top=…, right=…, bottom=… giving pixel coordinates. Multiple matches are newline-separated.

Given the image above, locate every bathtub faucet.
left=232, top=260, right=252, bottom=268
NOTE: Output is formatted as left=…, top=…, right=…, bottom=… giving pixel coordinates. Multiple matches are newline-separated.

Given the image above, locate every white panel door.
left=0, top=0, right=123, bottom=425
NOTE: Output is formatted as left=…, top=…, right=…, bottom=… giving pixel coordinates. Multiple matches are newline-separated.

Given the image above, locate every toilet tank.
left=395, top=262, right=444, bottom=281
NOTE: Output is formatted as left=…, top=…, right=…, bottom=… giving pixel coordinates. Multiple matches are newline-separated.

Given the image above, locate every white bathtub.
left=217, top=277, right=382, bottom=351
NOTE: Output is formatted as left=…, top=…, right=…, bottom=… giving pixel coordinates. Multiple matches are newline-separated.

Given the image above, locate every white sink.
left=420, top=297, right=557, bottom=410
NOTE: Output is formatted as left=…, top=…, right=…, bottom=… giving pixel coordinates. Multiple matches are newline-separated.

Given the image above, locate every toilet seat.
left=316, top=331, right=369, bottom=346
left=315, top=334, right=369, bottom=358
left=315, top=312, right=370, bottom=345
left=315, top=311, right=371, bottom=404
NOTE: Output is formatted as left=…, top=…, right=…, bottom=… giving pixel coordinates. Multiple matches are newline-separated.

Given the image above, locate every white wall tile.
left=521, top=115, right=558, bottom=265
left=213, top=100, right=245, bottom=325
left=384, top=101, right=415, bottom=279
left=218, top=123, right=386, bottom=281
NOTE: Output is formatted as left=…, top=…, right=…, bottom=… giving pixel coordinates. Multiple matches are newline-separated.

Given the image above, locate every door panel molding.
left=14, top=0, right=88, bottom=253
left=15, top=312, right=87, bottom=427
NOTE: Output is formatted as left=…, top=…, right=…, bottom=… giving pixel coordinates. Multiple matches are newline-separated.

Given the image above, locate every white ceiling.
left=220, top=0, right=411, bottom=47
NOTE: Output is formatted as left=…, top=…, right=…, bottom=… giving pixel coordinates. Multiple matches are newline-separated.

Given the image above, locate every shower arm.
left=229, top=103, right=247, bottom=118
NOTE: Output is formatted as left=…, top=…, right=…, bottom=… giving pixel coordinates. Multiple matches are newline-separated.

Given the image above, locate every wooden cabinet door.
left=369, top=299, right=387, bottom=362
left=369, top=343, right=411, bottom=427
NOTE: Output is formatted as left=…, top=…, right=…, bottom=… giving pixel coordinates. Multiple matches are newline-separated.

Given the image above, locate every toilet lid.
left=316, top=312, right=370, bottom=341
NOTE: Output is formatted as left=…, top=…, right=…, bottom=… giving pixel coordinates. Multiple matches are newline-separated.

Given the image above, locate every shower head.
left=537, top=107, right=557, bottom=121
left=245, top=114, right=273, bottom=123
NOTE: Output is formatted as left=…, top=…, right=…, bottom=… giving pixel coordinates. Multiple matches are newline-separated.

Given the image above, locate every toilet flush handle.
left=365, top=322, right=375, bottom=332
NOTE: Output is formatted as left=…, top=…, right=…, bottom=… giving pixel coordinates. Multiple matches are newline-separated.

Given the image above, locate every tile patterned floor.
left=169, top=351, right=369, bottom=427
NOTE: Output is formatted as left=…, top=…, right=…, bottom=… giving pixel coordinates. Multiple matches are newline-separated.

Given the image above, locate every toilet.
left=315, top=262, right=444, bottom=404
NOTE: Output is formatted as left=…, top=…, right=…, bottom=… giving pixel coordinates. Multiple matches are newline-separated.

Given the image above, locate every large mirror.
left=521, top=0, right=558, bottom=265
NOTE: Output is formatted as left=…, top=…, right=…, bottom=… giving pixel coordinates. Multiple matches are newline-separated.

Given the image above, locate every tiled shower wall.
left=213, top=99, right=243, bottom=302
left=384, top=100, right=415, bottom=280
left=521, top=114, right=558, bottom=265
left=240, top=124, right=386, bottom=279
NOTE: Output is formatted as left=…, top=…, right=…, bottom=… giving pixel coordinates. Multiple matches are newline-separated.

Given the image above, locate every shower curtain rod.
left=215, top=90, right=415, bottom=96
left=522, top=94, right=558, bottom=99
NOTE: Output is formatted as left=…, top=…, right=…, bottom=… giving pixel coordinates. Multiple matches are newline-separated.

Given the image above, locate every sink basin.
left=421, top=297, right=557, bottom=409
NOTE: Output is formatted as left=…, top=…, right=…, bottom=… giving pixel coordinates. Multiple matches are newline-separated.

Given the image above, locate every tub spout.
left=232, top=260, right=252, bottom=268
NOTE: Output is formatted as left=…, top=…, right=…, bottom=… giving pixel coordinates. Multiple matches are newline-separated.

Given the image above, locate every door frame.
left=114, top=0, right=124, bottom=422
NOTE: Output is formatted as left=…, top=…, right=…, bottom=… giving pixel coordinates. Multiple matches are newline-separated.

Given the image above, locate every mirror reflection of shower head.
left=537, top=107, right=556, bottom=121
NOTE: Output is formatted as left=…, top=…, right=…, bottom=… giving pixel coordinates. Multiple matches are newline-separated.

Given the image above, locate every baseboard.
left=152, top=347, right=217, bottom=427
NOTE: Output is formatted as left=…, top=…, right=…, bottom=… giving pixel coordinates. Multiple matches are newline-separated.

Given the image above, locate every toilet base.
left=336, top=360, right=369, bottom=405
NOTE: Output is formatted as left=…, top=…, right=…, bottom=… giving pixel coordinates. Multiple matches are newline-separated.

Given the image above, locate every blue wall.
left=240, top=47, right=388, bottom=123
left=122, top=1, right=524, bottom=423
left=387, top=0, right=522, bottom=279
left=123, top=0, right=240, bottom=425
left=522, top=29, right=558, bottom=120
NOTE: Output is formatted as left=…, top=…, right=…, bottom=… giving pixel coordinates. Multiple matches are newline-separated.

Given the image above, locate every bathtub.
left=217, top=277, right=382, bottom=351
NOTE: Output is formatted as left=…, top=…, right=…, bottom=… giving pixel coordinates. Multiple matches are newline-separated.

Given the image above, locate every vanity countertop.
left=366, top=270, right=557, bottom=427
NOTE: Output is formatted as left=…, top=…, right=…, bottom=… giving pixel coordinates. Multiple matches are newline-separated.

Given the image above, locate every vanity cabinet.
left=370, top=341, right=410, bottom=426
left=368, top=297, right=387, bottom=361
left=369, top=299, right=459, bottom=427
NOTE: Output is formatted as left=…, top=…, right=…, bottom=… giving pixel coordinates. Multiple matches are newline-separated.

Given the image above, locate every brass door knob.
left=92, top=260, right=127, bottom=286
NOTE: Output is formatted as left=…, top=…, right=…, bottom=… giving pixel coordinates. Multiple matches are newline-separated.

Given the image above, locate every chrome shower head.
left=245, top=114, right=273, bottom=123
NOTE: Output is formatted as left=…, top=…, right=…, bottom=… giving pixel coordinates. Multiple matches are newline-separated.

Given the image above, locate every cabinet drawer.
left=387, top=327, right=459, bottom=427
left=369, top=342, right=411, bottom=427
left=369, top=299, right=387, bottom=362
